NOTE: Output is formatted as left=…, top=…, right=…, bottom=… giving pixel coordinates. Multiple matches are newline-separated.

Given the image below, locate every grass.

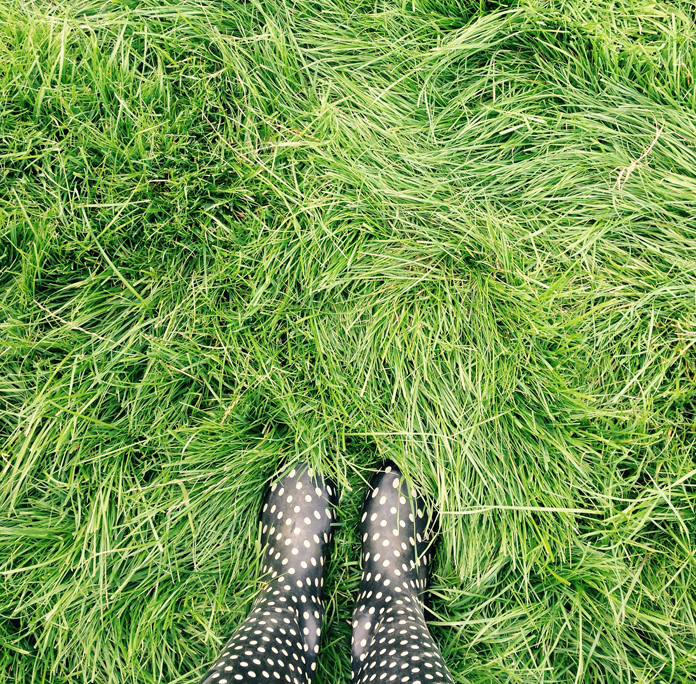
left=1, top=0, right=696, bottom=681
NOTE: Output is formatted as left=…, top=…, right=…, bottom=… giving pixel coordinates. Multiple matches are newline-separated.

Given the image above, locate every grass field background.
left=2, top=0, right=696, bottom=682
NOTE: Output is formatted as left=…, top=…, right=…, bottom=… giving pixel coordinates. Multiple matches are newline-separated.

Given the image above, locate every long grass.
left=1, top=0, right=695, bottom=682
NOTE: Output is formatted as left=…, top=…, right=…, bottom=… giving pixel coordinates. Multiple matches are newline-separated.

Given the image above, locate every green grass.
left=1, top=0, right=696, bottom=681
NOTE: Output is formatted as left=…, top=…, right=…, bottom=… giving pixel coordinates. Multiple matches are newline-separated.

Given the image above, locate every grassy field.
left=2, top=0, right=696, bottom=682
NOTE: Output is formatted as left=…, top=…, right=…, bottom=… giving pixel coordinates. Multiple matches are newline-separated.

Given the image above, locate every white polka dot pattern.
left=351, top=464, right=453, bottom=684
left=198, top=464, right=336, bottom=684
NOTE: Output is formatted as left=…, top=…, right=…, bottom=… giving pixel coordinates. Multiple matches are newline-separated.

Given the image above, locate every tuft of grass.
left=1, top=0, right=695, bottom=682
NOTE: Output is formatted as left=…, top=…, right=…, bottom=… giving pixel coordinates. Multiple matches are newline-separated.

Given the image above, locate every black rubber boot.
left=351, top=463, right=453, bottom=684
left=198, top=464, right=336, bottom=684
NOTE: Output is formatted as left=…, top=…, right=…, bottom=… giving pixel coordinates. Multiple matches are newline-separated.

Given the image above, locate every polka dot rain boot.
left=198, top=464, right=337, bottom=684
left=351, top=463, right=454, bottom=684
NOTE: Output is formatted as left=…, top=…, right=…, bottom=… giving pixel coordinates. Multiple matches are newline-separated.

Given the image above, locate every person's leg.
left=351, top=465, right=454, bottom=684
left=198, top=465, right=336, bottom=684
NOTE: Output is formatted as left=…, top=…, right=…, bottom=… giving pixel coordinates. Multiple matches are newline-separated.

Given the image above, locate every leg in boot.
left=198, top=464, right=337, bottom=684
left=352, top=464, right=453, bottom=684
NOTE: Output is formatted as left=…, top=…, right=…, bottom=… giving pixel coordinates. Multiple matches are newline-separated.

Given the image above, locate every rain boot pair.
left=197, top=463, right=453, bottom=684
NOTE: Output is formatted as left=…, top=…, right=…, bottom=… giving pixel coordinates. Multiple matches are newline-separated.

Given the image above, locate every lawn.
left=1, top=0, right=696, bottom=682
